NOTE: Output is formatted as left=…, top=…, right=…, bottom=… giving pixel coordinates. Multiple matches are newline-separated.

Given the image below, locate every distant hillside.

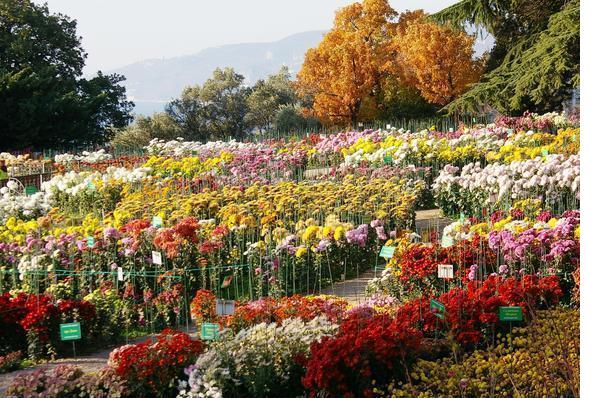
left=109, top=30, right=494, bottom=116
left=108, top=31, right=325, bottom=115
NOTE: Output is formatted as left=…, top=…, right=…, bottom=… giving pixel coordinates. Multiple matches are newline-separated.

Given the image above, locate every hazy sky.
left=33, top=0, right=458, bottom=73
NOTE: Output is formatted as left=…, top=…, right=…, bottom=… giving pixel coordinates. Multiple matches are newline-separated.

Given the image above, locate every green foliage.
left=84, top=288, right=127, bottom=344
left=273, top=104, right=320, bottom=133
left=0, top=0, right=132, bottom=150
left=432, top=0, right=579, bottom=114
left=0, top=0, right=84, bottom=78
left=166, top=67, right=250, bottom=140
left=165, top=66, right=319, bottom=140
left=111, top=113, right=184, bottom=151
left=245, top=66, right=297, bottom=132
left=379, top=79, right=438, bottom=119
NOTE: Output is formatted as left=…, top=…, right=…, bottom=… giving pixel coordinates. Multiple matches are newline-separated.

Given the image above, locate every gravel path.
left=321, top=209, right=451, bottom=304
left=321, top=268, right=378, bottom=305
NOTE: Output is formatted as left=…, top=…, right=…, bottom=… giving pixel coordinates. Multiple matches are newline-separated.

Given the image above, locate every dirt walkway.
left=321, top=209, right=451, bottom=304
left=320, top=268, right=378, bottom=305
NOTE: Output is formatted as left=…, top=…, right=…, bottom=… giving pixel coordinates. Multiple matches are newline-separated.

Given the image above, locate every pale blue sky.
left=34, top=0, right=458, bottom=73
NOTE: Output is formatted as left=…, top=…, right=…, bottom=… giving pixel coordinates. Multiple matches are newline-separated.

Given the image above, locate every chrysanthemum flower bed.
left=0, top=114, right=580, bottom=396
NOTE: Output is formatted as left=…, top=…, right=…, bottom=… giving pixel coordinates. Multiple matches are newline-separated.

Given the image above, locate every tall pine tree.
left=432, top=0, right=579, bottom=114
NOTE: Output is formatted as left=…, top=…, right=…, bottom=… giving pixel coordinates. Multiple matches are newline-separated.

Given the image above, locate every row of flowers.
left=1, top=213, right=398, bottom=301
left=368, top=206, right=579, bottom=303
left=0, top=281, right=195, bottom=359
left=6, top=270, right=567, bottom=397
left=433, top=154, right=580, bottom=217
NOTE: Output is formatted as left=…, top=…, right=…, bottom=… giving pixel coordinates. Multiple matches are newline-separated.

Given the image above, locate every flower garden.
left=0, top=111, right=580, bottom=397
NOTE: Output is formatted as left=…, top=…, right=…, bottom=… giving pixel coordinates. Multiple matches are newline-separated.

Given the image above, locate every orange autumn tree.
left=395, top=20, right=486, bottom=105
left=296, top=0, right=398, bottom=125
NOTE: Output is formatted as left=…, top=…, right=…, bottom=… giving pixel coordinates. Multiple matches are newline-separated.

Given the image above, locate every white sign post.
left=152, top=251, right=163, bottom=265
left=437, top=264, right=454, bottom=279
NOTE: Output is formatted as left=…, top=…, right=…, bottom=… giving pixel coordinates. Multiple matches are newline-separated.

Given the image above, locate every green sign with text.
left=201, top=323, right=220, bottom=340
left=499, top=306, right=523, bottom=321
left=60, top=322, right=81, bottom=341
left=379, top=246, right=396, bottom=259
left=152, top=216, right=163, bottom=228
left=430, top=299, right=445, bottom=319
left=25, top=186, right=37, bottom=196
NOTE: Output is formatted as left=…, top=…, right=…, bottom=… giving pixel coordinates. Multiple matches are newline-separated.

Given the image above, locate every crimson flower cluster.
left=302, top=274, right=563, bottom=397
left=401, top=275, right=563, bottom=346
left=108, top=329, right=203, bottom=397
left=0, top=293, right=95, bottom=356
left=396, top=236, right=497, bottom=296
left=301, top=311, right=422, bottom=398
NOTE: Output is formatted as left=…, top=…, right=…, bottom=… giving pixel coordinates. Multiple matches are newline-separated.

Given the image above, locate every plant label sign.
left=152, top=216, right=163, bottom=228
left=437, top=264, right=454, bottom=279
left=383, top=155, right=393, bottom=165
left=216, top=299, right=235, bottom=316
left=117, top=267, right=124, bottom=281
left=60, top=322, right=81, bottom=341
left=430, top=299, right=445, bottom=319
left=541, top=149, right=549, bottom=157
left=25, top=186, right=37, bottom=196
left=201, top=323, right=220, bottom=340
left=499, top=306, right=523, bottom=321
left=86, top=236, right=94, bottom=248
left=379, top=246, right=396, bottom=259
left=151, top=251, right=162, bottom=265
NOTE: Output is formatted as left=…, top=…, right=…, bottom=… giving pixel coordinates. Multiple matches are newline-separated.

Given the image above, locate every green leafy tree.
left=0, top=0, right=132, bottom=150
left=245, top=66, right=297, bottom=132
left=0, top=0, right=84, bottom=78
left=273, top=104, right=320, bottom=133
left=111, top=112, right=183, bottom=151
left=166, top=67, right=250, bottom=140
left=165, top=85, right=206, bottom=138
left=378, top=79, right=437, bottom=119
left=432, top=0, right=579, bottom=113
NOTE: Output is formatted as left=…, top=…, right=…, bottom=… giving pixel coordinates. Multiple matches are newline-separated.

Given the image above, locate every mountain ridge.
left=108, top=31, right=326, bottom=115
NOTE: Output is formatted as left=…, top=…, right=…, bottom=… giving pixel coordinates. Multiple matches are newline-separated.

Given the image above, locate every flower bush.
left=0, top=351, right=22, bottom=373
left=108, top=329, right=203, bottom=397
left=190, top=289, right=217, bottom=326
left=6, top=364, right=128, bottom=398
left=302, top=311, right=423, bottom=397
left=433, top=154, right=580, bottom=216
left=220, top=295, right=348, bottom=333
left=0, top=293, right=97, bottom=359
left=378, top=308, right=579, bottom=397
left=400, top=274, right=563, bottom=346
left=180, top=316, right=337, bottom=398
